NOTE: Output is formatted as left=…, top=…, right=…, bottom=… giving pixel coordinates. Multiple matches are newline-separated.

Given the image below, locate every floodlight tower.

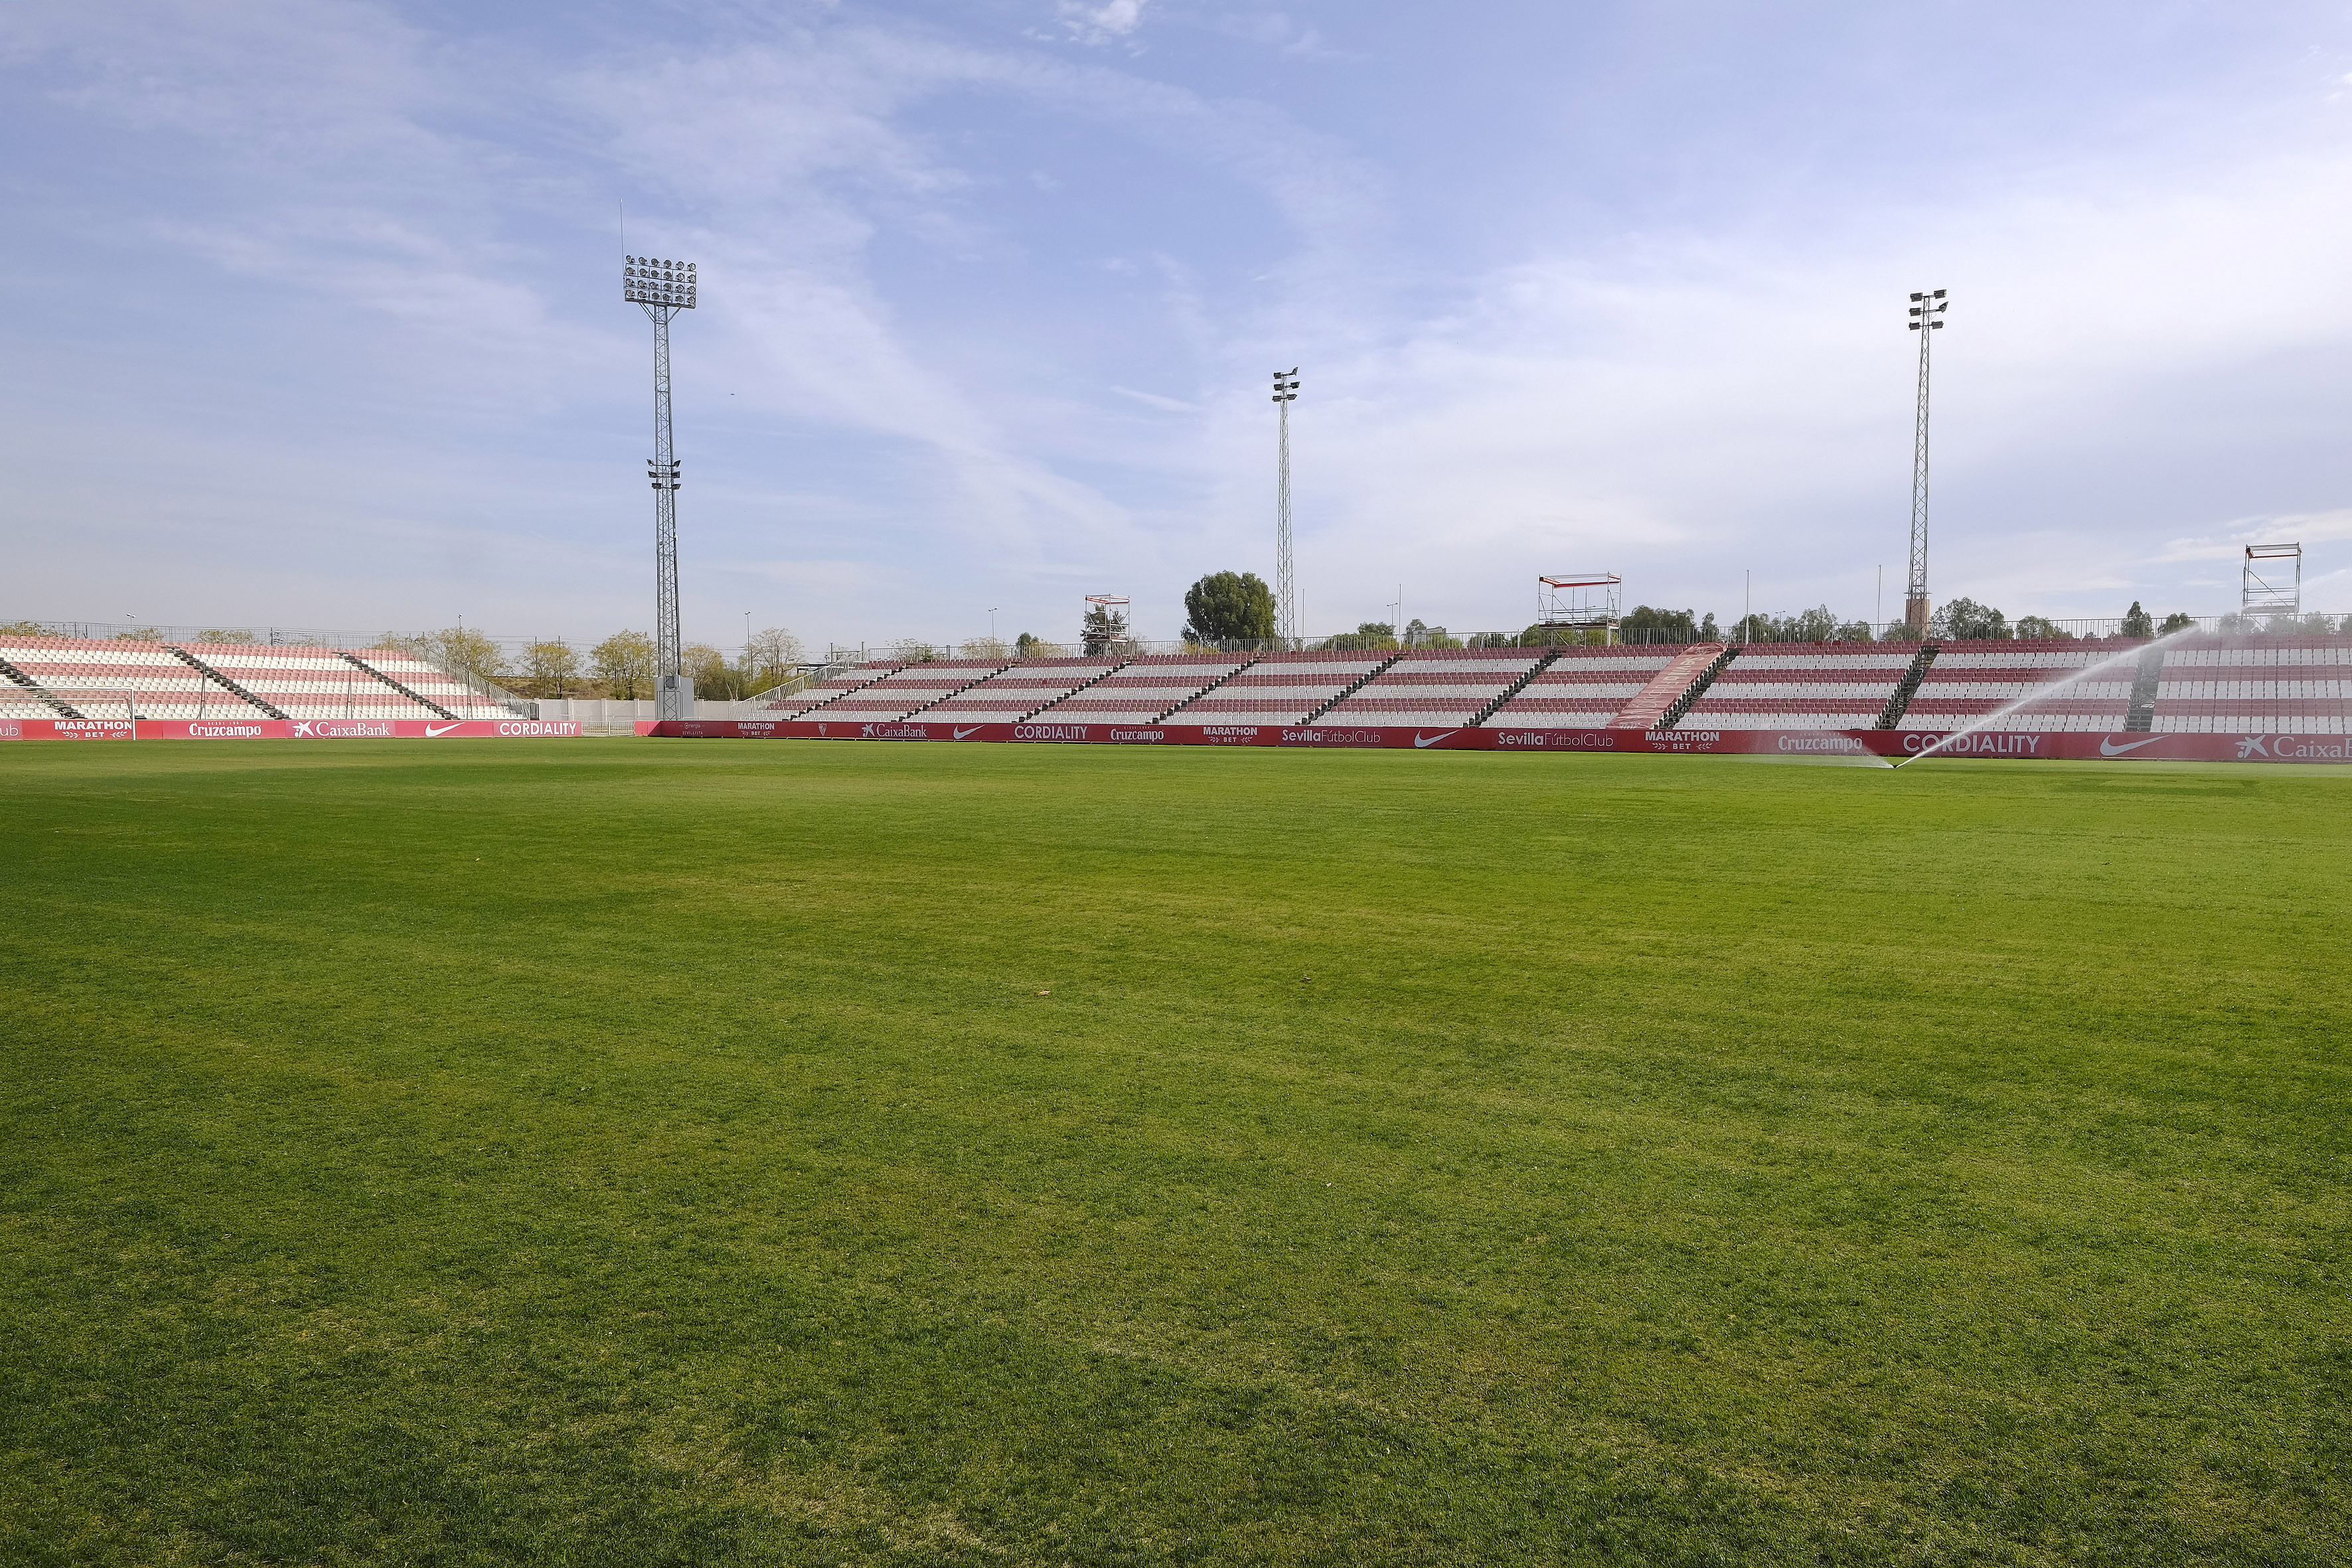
left=1272, top=369, right=1300, bottom=646
left=1904, top=289, right=1948, bottom=634
left=624, top=254, right=697, bottom=720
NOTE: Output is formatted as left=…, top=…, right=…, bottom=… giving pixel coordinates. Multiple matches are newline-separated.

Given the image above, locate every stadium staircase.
left=2124, top=646, right=2165, bottom=733
left=1653, top=643, right=1738, bottom=730
left=1302, top=652, right=1406, bottom=722
left=1020, top=659, right=1130, bottom=719
left=1875, top=643, right=1938, bottom=729
left=0, top=654, right=86, bottom=718
left=338, top=651, right=458, bottom=720
left=1153, top=657, right=1260, bottom=721
left=168, top=647, right=291, bottom=721
left=1470, top=649, right=1561, bottom=725
left=1609, top=642, right=1727, bottom=730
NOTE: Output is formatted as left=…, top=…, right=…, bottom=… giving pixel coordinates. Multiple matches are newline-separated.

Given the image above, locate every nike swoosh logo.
left=1413, top=730, right=1458, bottom=747
left=425, top=722, right=466, bottom=737
left=2098, top=736, right=2161, bottom=755
left=953, top=726, right=984, bottom=740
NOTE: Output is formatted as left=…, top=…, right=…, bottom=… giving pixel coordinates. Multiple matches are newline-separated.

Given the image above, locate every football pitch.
left=3, top=740, right=2345, bottom=1566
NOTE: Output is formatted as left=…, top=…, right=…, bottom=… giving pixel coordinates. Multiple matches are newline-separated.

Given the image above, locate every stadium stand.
left=919, top=658, right=1125, bottom=722
left=343, top=647, right=518, bottom=719
left=747, top=661, right=902, bottom=718
left=1318, top=647, right=1547, bottom=727
left=1028, top=654, right=1250, bottom=723
left=1162, top=650, right=1394, bottom=726
left=1897, top=640, right=2141, bottom=732
left=179, top=645, right=450, bottom=721
left=2150, top=637, right=2352, bottom=734
left=1677, top=644, right=1915, bottom=730
left=0, top=636, right=274, bottom=720
left=1482, top=646, right=1686, bottom=728
left=811, top=660, right=1011, bottom=722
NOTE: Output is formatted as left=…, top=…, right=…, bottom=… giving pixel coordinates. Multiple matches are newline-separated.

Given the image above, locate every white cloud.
left=1058, top=1, right=1149, bottom=48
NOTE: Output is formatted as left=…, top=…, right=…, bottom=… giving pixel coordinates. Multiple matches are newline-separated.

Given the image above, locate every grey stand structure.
left=625, top=255, right=696, bottom=721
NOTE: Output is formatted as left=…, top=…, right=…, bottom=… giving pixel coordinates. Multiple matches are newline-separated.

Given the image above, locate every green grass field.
left=2, top=740, right=2345, bottom=1566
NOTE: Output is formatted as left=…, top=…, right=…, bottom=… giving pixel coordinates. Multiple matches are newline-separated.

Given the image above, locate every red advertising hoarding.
left=8, top=710, right=2335, bottom=761
left=649, top=718, right=2350, bottom=763
left=0, top=718, right=649, bottom=741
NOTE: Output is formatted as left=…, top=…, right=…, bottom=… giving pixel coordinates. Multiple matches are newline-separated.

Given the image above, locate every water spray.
left=1889, top=625, right=2199, bottom=769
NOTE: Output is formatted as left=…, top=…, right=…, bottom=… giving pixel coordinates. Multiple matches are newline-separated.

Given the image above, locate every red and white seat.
left=753, top=661, right=902, bottom=718
left=1320, top=648, right=1545, bottom=727
left=813, top=661, right=1010, bottom=722
left=0, top=636, right=272, bottom=719
left=1030, top=655, right=1247, bottom=723
left=1483, top=647, right=1684, bottom=728
left=1680, top=645, right=1913, bottom=730
left=2151, top=638, right=2352, bottom=734
left=921, top=659, right=1125, bottom=722
left=191, top=645, right=449, bottom=720
left=1162, top=651, right=1392, bottom=725
left=343, top=648, right=516, bottom=718
left=1898, top=641, right=2139, bottom=732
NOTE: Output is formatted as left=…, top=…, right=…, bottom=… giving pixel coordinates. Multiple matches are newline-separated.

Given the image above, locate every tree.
left=1518, top=623, right=1609, bottom=648
left=590, top=630, right=657, bottom=698
left=1620, top=605, right=1698, bottom=643
left=1181, top=572, right=1277, bottom=644
left=2156, top=612, right=2196, bottom=635
left=2120, top=601, right=2154, bottom=639
left=744, top=627, right=805, bottom=690
left=888, top=638, right=940, bottom=663
left=1933, top=597, right=2009, bottom=641
left=1326, top=621, right=1398, bottom=651
left=959, top=636, right=1012, bottom=661
left=2013, top=615, right=2071, bottom=641
left=199, top=628, right=257, bottom=645
left=1081, top=603, right=1130, bottom=656
left=520, top=639, right=581, bottom=697
left=1465, top=631, right=1517, bottom=649
left=394, top=626, right=508, bottom=680
left=0, top=620, right=50, bottom=637
left=682, top=641, right=730, bottom=698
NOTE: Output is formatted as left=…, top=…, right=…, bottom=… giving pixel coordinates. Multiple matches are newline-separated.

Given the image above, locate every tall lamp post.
left=1272, top=369, right=1300, bottom=647
left=625, top=254, right=697, bottom=720
left=1905, top=288, right=1948, bottom=635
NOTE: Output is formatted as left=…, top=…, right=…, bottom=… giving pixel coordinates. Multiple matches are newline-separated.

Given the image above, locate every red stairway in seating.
left=1607, top=643, right=1727, bottom=729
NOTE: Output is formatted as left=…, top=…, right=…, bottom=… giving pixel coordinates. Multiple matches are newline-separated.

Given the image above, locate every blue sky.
left=7, top=1, right=2352, bottom=649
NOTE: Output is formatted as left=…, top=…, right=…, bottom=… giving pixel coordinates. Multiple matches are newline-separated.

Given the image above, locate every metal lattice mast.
left=1273, top=369, right=1300, bottom=646
left=1905, top=288, right=1947, bottom=634
left=625, top=254, right=696, bottom=719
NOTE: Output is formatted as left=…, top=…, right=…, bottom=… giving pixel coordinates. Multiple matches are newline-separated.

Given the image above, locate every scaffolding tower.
left=1537, top=574, right=1622, bottom=643
left=2242, top=543, right=2301, bottom=619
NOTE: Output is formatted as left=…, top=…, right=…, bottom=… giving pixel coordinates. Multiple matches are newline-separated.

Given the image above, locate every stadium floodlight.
left=625, top=254, right=698, bottom=720
left=1272, top=369, right=1300, bottom=647
left=1903, top=287, right=1949, bottom=634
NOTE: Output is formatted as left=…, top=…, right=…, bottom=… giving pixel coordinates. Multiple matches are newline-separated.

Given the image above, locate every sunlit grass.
left=2, top=740, right=2344, bottom=1565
